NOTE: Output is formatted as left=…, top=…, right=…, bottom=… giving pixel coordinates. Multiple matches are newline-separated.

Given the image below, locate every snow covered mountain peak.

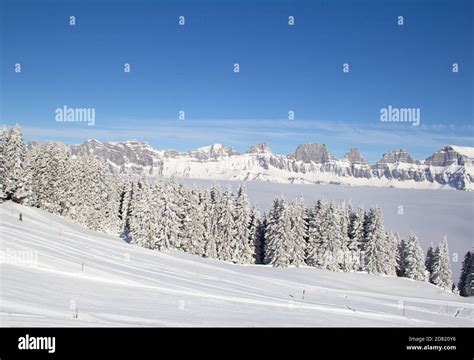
left=247, top=142, right=272, bottom=154
left=83, top=138, right=154, bottom=151
left=189, top=143, right=238, bottom=160
left=290, top=143, right=335, bottom=164
left=376, top=149, right=417, bottom=165
left=343, top=148, right=368, bottom=165
left=84, top=138, right=102, bottom=144
left=424, top=145, right=474, bottom=167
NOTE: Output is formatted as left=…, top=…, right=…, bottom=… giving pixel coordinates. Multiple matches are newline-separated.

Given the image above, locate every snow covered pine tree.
left=430, top=237, right=454, bottom=290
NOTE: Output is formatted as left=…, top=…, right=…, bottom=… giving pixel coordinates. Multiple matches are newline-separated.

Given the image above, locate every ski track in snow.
left=1, top=201, right=473, bottom=327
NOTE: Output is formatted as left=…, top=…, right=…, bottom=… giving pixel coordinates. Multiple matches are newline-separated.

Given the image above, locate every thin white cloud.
left=19, top=117, right=473, bottom=161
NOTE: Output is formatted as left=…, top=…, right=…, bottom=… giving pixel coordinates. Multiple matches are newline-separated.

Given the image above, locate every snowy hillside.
left=70, top=141, right=474, bottom=191
left=1, top=201, right=472, bottom=327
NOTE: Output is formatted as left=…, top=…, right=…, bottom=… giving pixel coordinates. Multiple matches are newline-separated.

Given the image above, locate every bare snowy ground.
left=0, top=201, right=473, bottom=327
left=181, top=179, right=474, bottom=279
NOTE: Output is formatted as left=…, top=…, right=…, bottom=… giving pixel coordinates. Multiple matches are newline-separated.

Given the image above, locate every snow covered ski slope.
left=0, top=201, right=473, bottom=327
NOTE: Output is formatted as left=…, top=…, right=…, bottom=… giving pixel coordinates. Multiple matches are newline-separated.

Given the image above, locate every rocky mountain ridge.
left=69, top=140, right=474, bottom=190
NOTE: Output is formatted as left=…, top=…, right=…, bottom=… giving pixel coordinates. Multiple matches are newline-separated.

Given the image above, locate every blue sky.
left=1, top=0, right=472, bottom=162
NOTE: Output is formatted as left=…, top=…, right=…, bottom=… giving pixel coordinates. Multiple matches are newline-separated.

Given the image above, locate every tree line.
left=1, top=125, right=472, bottom=295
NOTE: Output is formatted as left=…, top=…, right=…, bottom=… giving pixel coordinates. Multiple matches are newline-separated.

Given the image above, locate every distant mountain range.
left=69, top=140, right=474, bottom=191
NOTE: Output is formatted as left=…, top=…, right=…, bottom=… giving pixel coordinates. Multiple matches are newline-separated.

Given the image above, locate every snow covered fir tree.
left=428, top=237, right=453, bottom=290
left=0, top=124, right=470, bottom=294
left=401, top=235, right=429, bottom=282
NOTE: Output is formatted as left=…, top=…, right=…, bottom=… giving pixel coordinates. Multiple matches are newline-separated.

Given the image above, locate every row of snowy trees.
left=0, top=125, right=466, bottom=293
left=126, top=179, right=259, bottom=263
left=0, top=129, right=119, bottom=232
left=399, top=236, right=457, bottom=290
left=263, top=196, right=456, bottom=291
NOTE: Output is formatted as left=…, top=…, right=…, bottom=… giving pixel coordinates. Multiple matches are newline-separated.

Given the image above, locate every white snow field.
left=1, top=201, right=473, bottom=327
